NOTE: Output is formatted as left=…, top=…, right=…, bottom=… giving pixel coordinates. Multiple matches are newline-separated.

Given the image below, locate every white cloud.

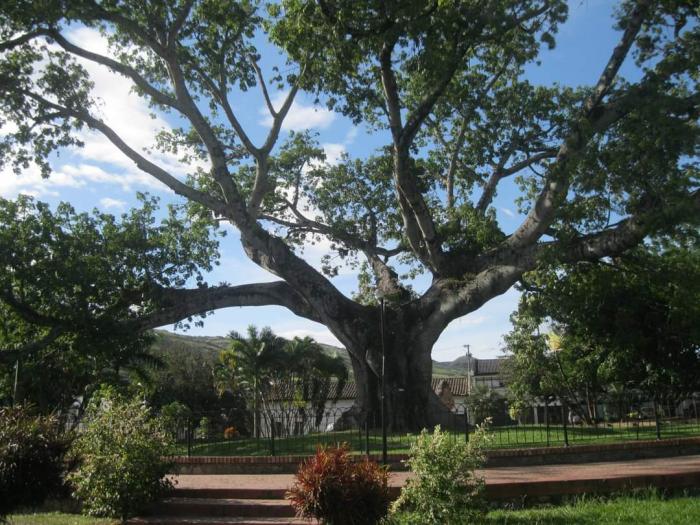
left=99, top=197, right=127, bottom=210
left=31, top=27, right=207, bottom=195
left=499, top=207, right=515, bottom=218
left=344, top=126, right=359, bottom=144
left=0, top=164, right=67, bottom=199
left=277, top=328, right=343, bottom=348
left=322, top=143, right=346, bottom=165
left=259, top=92, right=336, bottom=131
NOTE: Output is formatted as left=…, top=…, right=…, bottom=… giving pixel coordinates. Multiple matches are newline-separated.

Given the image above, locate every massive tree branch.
left=132, top=281, right=323, bottom=330
left=504, top=0, right=651, bottom=250
left=46, top=29, right=179, bottom=110
left=20, top=91, right=227, bottom=213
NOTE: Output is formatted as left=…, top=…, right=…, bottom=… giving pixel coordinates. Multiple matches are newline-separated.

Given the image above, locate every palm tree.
left=283, top=337, right=348, bottom=427
left=214, top=325, right=286, bottom=437
left=215, top=327, right=348, bottom=437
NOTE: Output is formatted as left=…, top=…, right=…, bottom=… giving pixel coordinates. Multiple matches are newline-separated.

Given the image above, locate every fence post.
left=365, top=410, right=370, bottom=457
left=545, top=401, right=550, bottom=447
left=562, top=400, right=569, bottom=447
left=465, top=405, right=470, bottom=443
left=270, top=416, right=276, bottom=456
left=654, top=399, right=661, bottom=440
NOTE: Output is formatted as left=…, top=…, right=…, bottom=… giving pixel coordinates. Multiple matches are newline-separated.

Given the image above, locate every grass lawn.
left=11, top=494, right=700, bottom=524
left=483, top=494, right=700, bottom=524
left=176, top=420, right=700, bottom=456
left=7, top=513, right=117, bottom=525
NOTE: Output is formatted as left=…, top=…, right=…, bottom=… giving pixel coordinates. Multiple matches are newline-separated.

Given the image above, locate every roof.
left=473, top=358, right=503, bottom=376
left=267, top=377, right=470, bottom=401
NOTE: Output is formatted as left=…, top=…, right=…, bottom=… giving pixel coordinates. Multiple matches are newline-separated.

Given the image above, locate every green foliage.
left=0, top=405, right=70, bottom=520
left=505, top=245, right=700, bottom=403
left=69, top=397, right=173, bottom=524
left=195, top=416, right=212, bottom=441
left=287, top=445, right=390, bottom=525
left=466, top=384, right=503, bottom=425
left=216, top=326, right=348, bottom=435
left=159, top=401, right=192, bottom=438
left=390, top=425, right=491, bottom=525
left=0, top=195, right=218, bottom=412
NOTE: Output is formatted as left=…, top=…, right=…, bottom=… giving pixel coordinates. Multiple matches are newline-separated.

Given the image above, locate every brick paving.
left=171, top=454, right=700, bottom=493
left=131, top=455, right=700, bottom=524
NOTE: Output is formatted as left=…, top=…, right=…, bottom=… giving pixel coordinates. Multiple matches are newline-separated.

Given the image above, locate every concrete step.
left=151, top=497, right=296, bottom=518
left=174, top=488, right=289, bottom=500
left=129, top=517, right=314, bottom=525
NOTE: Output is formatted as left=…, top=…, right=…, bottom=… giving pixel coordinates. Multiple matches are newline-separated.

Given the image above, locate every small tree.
left=69, top=396, right=173, bottom=524
left=391, top=424, right=491, bottom=524
left=466, top=384, right=502, bottom=425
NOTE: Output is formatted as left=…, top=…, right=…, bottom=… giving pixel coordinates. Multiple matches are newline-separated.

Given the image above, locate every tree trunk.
left=334, top=308, right=449, bottom=432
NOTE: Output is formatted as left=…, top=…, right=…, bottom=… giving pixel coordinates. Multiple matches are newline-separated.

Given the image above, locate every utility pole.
left=463, top=345, right=471, bottom=395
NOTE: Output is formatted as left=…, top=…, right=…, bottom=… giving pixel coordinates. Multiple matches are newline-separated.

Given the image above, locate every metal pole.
left=12, top=360, right=19, bottom=406
left=654, top=398, right=661, bottom=440
left=365, top=410, right=370, bottom=457
left=465, top=405, right=470, bottom=443
left=562, top=400, right=569, bottom=447
left=380, top=297, right=388, bottom=466
left=463, top=345, right=471, bottom=395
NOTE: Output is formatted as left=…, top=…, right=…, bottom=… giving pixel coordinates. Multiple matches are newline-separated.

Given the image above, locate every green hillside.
left=150, top=330, right=466, bottom=377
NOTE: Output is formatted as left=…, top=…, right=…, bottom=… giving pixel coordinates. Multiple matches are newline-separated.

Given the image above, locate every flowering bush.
left=390, top=424, right=491, bottom=524
left=0, top=406, right=70, bottom=519
left=224, top=426, right=239, bottom=439
left=287, top=444, right=390, bottom=525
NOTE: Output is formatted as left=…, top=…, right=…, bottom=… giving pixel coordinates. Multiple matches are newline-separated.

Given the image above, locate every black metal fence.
left=166, top=394, right=700, bottom=457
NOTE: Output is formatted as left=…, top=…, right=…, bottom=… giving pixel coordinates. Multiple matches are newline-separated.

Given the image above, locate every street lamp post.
left=378, top=295, right=388, bottom=466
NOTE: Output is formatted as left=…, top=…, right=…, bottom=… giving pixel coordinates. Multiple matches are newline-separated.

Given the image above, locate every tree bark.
left=333, top=305, right=450, bottom=432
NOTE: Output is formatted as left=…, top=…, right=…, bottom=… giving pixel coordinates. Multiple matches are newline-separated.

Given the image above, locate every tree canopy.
left=504, top=244, right=700, bottom=411
left=0, top=0, right=698, bottom=427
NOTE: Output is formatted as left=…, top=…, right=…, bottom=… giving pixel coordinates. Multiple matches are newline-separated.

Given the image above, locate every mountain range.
left=151, top=330, right=469, bottom=377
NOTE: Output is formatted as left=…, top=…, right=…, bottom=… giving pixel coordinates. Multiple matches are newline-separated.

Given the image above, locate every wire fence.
left=166, top=394, right=700, bottom=457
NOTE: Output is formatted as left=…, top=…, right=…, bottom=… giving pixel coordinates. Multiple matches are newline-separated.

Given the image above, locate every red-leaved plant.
left=287, top=444, right=390, bottom=525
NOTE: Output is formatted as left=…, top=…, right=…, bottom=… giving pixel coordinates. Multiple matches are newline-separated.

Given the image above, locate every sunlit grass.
left=174, top=420, right=700, bottom=456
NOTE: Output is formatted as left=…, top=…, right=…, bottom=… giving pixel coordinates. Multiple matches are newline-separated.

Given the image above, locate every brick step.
left=129, top=517, right=314, bottom=525
left=174, top=488, right=289, bottom=500
left=151, top=498, right=296, bottom=518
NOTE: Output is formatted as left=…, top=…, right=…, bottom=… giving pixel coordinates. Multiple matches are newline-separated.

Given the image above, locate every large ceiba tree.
left=0, top=1, right=698, bottom=429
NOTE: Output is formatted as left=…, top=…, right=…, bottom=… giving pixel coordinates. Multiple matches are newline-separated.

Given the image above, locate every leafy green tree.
left=0, top=195, right=213, bottom=411
left=1, top=1, right=698, bottom=428
left=504, top=245, right=700, bottom=411
left=466, top=384, right=503, bottom=425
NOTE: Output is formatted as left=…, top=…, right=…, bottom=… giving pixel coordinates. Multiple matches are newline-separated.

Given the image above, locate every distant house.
left=466, top=357, right=508, bottom=396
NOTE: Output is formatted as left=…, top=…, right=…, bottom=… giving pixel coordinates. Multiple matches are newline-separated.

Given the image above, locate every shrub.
left=160, top=401, right=192, bottom=438
left=68, top=396, right=173, bottom=524
left=390, top=424, right=491, bottom=525
left=195, top=416, right=212, bottom=440
left=223, top=426, right=239, bottom=439
left=287, top=444, right=390, bottom=525
left=0, top=405, right=70, bottom=519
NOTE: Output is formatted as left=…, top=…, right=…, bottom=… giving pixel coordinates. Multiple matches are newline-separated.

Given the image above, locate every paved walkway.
left=171, top=454, right=700, bottom=497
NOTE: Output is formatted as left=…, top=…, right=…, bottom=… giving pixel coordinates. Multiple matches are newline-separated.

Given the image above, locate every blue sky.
left=0, top=1, right=638, bottom=361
